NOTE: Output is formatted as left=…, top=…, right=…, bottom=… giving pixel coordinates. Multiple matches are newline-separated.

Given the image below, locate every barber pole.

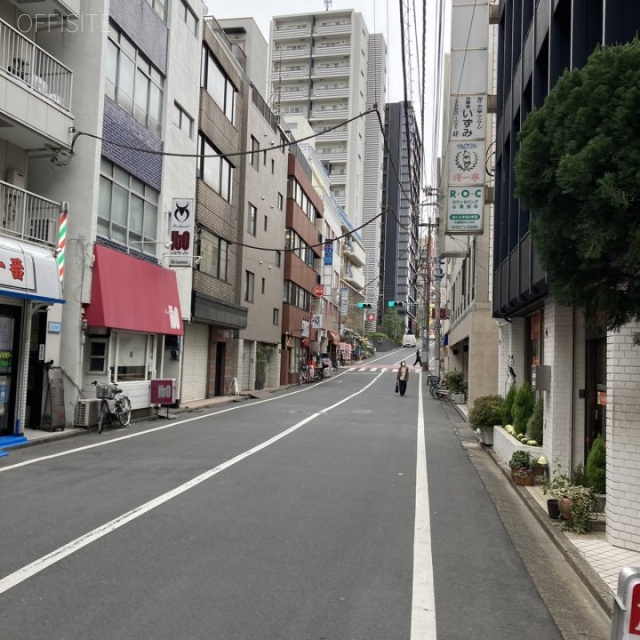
left=57, top=209, right=67, bottom=284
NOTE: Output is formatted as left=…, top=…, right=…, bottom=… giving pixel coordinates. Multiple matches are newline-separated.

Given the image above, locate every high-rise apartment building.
left=380, top=102, right=422, bottom=334
left=268, top=9, right=386, bottom=319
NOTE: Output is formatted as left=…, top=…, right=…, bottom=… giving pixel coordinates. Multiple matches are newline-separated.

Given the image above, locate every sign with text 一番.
left=448, top=140, right=486, bottom=185
left=446, top=187, right=484, bottom=234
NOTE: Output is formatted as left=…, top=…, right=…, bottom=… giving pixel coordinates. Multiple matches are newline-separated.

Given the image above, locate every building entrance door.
left=214, top=342, right=226, bottom=397
left=0, top=305, right=21, bottom=436
left=585, top=336, right=606, bottom=459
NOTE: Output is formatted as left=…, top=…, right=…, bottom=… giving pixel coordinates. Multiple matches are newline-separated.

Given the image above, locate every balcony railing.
left=0, top=18, right=73, bottom=110
left=0, top=179, right=60, bottom=247
left=204, top=16, right=246, bottom=71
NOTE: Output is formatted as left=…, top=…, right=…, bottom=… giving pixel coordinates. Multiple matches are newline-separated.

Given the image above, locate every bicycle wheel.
left=429, top=384, right=438, bottom=399
left=115, top=394, right=132, bottom=426
left=97, top=401, right=107, bottom=434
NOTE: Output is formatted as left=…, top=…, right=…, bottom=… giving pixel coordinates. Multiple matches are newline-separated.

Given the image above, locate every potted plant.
left=508, top=450, right=531, bottom=479
left=586, top=435, right=606, bottom=512
left=443, top=370, right=465, bottom=403
left=469, top=394, right=504, bottom=446
left=543, top=465, right=595, bottom=532
left=530, top=455, right=548, bottom=482
left=513, top=466, right=534, bottom=486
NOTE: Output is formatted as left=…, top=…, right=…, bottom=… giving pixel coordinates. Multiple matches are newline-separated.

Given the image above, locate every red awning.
left=85, top=244, right=183, bottom=335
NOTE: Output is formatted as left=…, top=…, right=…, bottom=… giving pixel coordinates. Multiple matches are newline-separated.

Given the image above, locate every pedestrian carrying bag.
left=395, top=381, right=399, bottom=393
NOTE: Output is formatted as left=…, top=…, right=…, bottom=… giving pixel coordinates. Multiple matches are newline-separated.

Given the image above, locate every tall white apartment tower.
left=269, top=10, right=387, bottom=316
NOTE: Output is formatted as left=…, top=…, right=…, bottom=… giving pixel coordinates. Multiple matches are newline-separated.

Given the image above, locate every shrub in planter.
left=586, top=435, right=606, bottom=495
left=543, top=464, right=595, bottom=533
left=526, top=397, right=544, bottom=445
left=513, top=382, right=535, bottom=435
left=469, top=395, right=504, bottom=430
left=443, top=370, right=465, bottom=394
left=509, top=450, right=531, bottom=469
left=502, top=384, right=517, bottom=426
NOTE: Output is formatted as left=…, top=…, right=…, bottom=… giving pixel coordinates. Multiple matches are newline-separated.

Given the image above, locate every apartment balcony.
left=309, top=108, right=348, bottom=121
left=328, top=170, right=347, bottom=184
left=342, top=262, right=364, bottom=290
left=271, top=68, right=309, bottom=81
left=311, top=66, right=350, bottom=79
left=343, top=240, right=365, bottom=268
left=280, top=87, right=310, bottom=101
left=311, top=87, right=350, bottom=99
left=273, top=47, right=311, bottom=60
left=0, top=179, right=61, bottom=247
left=313, top=22, right=352, bottom=36
left=6, top=0, right=79, bottom=17
left=272, top=25, right=312, bottom=39
left=0, top=18, right=74, bottom=149
left=316, top=147, right=347, bottom=163
left=317, top=128, right=348, bottom=143
left=313, top=45, right=351, bottom=57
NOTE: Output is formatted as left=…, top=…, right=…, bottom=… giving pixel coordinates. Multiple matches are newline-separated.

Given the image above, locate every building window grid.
left=98, top=158, right=159, bottom=252
left=248, top=203, right=257, bottom=236
left=173, top=102, right=194, bottom=138
left=179, top=0, right=198, bottom=34
left=245, top=270, right=255, bottom=302
left=272, top=308, right=280, bottom=325
left=199, top=229, right=229, bottom=282
left=283, top=280, right=311, bottom=312
left=198, top=134, right=233, bottom=203
left=201, top=45, right=236, bottom=125
left=144, top=0, right=167, bottom=22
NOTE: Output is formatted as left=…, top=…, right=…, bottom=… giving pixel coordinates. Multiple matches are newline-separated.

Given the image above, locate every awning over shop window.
left=327, top=330, right=340, bottom=343
left=0, top=236, right=64, bottom=304
left=85, top=244, right=183, bottom=335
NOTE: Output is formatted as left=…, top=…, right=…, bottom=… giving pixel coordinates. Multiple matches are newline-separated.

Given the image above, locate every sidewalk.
left=452, top=402, right=640, bottom=618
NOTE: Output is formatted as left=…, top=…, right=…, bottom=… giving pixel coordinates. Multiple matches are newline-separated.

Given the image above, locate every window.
left=98, top=158, right=158, bottom=252
left=271, top=158, right=275, bottom=174
left=199, top=229, right=229, bottom=281
left=179, top=0, right=198, bottom=34
left=115, top=331, right=149, bottom=381
left=263, top=150, right=267, bottom=166
left=273, top=308, right=279, bottom=325
left=277, top=192, right=284, bottom=210
left=283, top=280, right=310, bottom=312
left=88, top=340, right=107, bottom=373
left=250, top=136, right=260, bottom=169
left=201, top=46, right=236, bottom=124
left=245, top=271, right=255, bottom=302
left=263, top=215, right=268, bottom=232
left=144, top=0, right=167, bottom=21
left=106, top=25, right=164, bottom=135
left=261, top=277, right=266, bottom=294
left=275, top=251, right=282, bottom=267
left=198, top=135, right=233, bottom=202
left=248, top=203, right=257, bottom=236
left=173, top=102, right=193, bottom=138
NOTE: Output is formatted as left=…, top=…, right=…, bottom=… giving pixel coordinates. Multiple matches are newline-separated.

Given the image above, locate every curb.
left=448, top=399, right=613, bottom=619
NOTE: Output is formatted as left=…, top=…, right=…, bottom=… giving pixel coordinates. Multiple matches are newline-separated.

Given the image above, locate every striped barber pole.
left=57, top=210, right=67, bottom=283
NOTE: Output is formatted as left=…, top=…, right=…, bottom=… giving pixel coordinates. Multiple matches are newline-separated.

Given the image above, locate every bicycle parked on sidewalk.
left=92, top=381, right=132, bottom=433
left=427, top=376, right=449, bottom=400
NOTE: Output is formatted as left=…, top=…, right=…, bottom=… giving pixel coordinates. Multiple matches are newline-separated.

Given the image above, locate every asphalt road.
left=0, top=348, right=609, bottom=639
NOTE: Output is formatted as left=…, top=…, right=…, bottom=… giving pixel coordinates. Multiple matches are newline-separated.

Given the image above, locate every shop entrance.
left=0, top=305, right=21, bottom=436
left=214, top=341, right=225, bottom=396
left=26, top=310, right=48, bottom=428
left=585, top=335, right=606, bottom=458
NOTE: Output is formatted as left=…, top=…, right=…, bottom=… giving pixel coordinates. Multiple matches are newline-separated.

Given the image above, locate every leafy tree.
left=586, top=435, right=606, bottom=494
left=512, top=382, right=535, bottom=435
left=515, top=39, right=640, bottom=329
left=382, top=309, right=404, bottom=342
left=502, top=384, right=517, bottom=426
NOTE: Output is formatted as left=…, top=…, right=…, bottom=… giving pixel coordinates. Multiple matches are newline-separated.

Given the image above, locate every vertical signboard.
left=168, top=199, right=195, bottom=267
left=446, top=0, right=489, bottom=235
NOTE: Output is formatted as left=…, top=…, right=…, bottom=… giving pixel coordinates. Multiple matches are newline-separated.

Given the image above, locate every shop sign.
left=446, top=187, right=484, bottom=234
left=168, top=198, right=195, bottom=267
left=150, top=379, right=176, bottom=405
left=301, top=319, right=310, bottom=338
left=0, top=250, right=34, bottom=292
left=449, top=140, right=485, bottom=185
left=312, top=314, right=323, bottom=329
left=340, top=287, right=348, bottom=315
left=324, top=242, right=333, bottom=266
left=450, top=94, right=486, bottom=140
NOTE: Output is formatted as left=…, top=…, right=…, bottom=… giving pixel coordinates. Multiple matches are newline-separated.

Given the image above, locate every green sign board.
left=446, top=187, right=484, bottom=234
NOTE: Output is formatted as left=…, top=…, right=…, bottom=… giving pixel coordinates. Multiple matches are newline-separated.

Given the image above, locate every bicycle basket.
left=95, top=383, right=120, bottom=400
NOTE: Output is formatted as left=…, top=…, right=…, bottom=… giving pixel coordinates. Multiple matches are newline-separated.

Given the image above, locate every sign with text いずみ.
left=446, top=187, right=484, bottom=234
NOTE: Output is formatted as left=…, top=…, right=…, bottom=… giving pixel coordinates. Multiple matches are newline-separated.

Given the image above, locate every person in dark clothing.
left=413, top=349, right=422, bottom=367
left=396, top=361, right=410, bottom=396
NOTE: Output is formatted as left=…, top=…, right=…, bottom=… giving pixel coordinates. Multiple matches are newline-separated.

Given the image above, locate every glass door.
left=0, top=305, right=21, bottom=435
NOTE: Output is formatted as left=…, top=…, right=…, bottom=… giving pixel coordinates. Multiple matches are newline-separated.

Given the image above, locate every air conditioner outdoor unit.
left=74, top=399, right=101, bottom=427
left=5, top=169, right=25, bottom=189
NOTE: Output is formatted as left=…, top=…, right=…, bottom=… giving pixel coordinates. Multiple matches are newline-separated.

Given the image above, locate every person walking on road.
left=413, top=348, right=422, bottom=367
left=396, top=361, right=410, bottom=396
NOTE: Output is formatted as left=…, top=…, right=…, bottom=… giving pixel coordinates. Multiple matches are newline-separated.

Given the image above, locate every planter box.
left=476, top=426, right=496, bottom=446
left=493, top=427, right=545, bottom=469
left=451, top=393, right=466, bottom=404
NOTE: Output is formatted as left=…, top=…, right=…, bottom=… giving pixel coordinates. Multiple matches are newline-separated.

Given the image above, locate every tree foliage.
left=382, top=309, right=404, bottom=342
left=515, top=40, right=640, bottom=329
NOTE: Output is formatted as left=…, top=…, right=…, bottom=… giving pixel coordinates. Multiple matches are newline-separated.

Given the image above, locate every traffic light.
left=387, top=301, right=404, bottom=308
left=357, top=303, right=373, bottom=309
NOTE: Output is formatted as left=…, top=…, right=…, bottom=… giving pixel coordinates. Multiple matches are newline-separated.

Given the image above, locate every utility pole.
left=420, top=221, right=432, bottom=372
left=433, top=215, right=442, bottom=379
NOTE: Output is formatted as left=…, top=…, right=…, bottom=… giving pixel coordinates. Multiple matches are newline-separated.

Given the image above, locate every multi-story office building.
left=380, top=102, right=422, bottom=335
left=280, top=147, right=324, bottom=385
left=269, top=9, right=386, bottom=317
left=1, top=0, right=204, bottom=432
left=494, top=0, right=640, bottom=551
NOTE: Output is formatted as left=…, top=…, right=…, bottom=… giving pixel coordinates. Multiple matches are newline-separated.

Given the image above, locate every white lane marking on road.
left=410, top=372, right=437, bottom=639
left=0, top=411, right=319, bottom=596
left=0, top=374, right=392, bottom=594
